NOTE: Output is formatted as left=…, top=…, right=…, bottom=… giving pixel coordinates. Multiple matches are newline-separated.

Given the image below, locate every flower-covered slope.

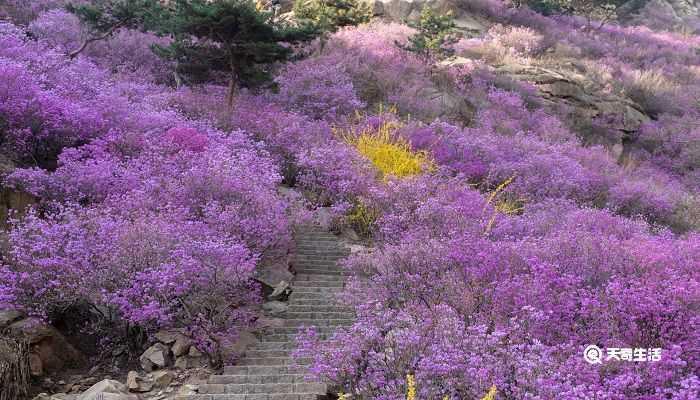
left=0, top=1, right=698, bottom=398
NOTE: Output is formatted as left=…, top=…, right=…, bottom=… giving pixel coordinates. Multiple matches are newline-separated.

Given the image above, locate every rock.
left=256, top=259, right=294, bottom=290
left=174, top=355, right=207, bottom=370
left=0, top=309, right=24, bottom=329
left=29, top=352, right=43, bottom=376
left=34, top=394, right=78, bottom=400
left=313, top=207, right=335, bottom=231
left=139, top=343, right=171, bottom=372
left=154, top=330, right=179, bottom=345
left=188, top=346, right=203, bottom=358
left=7, top=317, right=85, bottom=376
left=489, top=62, right=651, bottom=144
left=151, top=370, right=174, bottom=388
left=268, top=280, right=291, bottom=301
left=262, top=301, right=288, bottom=315
left=77, top=379, right=137, bottom=400
left=339, top=226, right=361, bottom=242
left=171, top=335, right=192, bottom=357
left=177, top=384, right=198, bottom=396
left=224, top=330, right=258, bottom=362
left=0, top=187, right=35, bottom=229
left=126, top=371, right=152, bottom=392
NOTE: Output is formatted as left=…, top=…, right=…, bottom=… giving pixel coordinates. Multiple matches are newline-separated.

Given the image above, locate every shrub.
left=482, top=24, right=547, bottom=62
left=322, top=23, right=440, bottom=118
left=273, top=57, right=365, bottom=120
left=3, top=126, right=291, bottom=363
left=343, top=120, right=433, bottom=179
left=293, top=0, right=372, bottom=34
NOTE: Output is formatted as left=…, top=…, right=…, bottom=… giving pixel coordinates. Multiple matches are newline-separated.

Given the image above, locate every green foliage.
left=294, top=0, right=372, bottom=33
left=515, top=0, right=626, bottom=23
left=66, top=0, right=163, bottom=58
left=152, top=0, right=316, bottom=103
left=347, top=200, right=379, bottom=238
left=399, top=6, right=459, bottom=61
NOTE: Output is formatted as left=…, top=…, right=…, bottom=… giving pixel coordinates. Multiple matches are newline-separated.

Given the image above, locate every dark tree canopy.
left=70, top=0, right=317, bottom=104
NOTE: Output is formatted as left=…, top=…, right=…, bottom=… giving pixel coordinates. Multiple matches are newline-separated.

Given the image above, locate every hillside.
left=0, top=1, right=698, bottom=399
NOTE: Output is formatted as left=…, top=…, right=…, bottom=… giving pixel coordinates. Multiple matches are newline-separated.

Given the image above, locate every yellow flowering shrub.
left=347, top=200, right=380, bottom=238
left=406, top=374, right=417, bottom=400
left=481, top=385, right=498, bottom=400
left=342, top=121, right=432, bottom=179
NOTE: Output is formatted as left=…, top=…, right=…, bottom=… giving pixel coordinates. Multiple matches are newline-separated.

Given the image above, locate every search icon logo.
left=584, top=344, right=604, bottom=364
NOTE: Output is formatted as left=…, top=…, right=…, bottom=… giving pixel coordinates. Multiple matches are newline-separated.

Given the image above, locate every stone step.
left=223, top=365, right=310, bottom=375
left=289, top=293, right=337, bottom=307
left=287, top=305, right=352, bottom=313
left=209, top=374, right=307, bottom=384
left=293, top=268, right=347, bottom=276
left=295, top=242, right=346, bottom=248
left=282, top=319, right=353, bottom=327
left=289, top=288, right=342, bottom=296
left=239, top=357, right=312, bottom=366
left=293, top=274, right=345, bottom=282
left=293, top=259, right=344, bottom=265
left=292, top=280, right=344, bottom=288
left=269, top=327, right=342, bottom=335
left=291, top=286, right=341, bottom=293
left=294, top=251, right=347, bottom=258
left=200, top=382, right=325, bottom=395
left=260, top=333, right=333, bottom=342
left=179, top=393, right=320, bottom=400
left=284, top=312, right=354, bottom=319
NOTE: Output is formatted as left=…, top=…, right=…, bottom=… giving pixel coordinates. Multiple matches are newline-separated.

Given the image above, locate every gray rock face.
left=0, top=309, right=24, bottom=329
left=6, top=316, right=85, bottom=376
left=77, top=380, right=137, bottom=400
left=369, top=0, right=490, bottom=33
left=139, top=343, right=171, bottom=372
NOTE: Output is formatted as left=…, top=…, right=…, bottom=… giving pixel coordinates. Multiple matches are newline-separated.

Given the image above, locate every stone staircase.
left=183, top=227, right=352, bottom=400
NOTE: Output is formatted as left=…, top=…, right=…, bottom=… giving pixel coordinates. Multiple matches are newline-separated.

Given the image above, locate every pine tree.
left=294, top=0, right=372, bottom=52
left=153, top=0, right=316, bottom=105
left=399, top=6, right=459, bottom=62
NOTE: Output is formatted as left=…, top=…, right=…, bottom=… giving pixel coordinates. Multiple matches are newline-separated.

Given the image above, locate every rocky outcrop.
left=369, top=0, right=491, bottom=34
left=2, top=312, right=85, bottom=377
left=77, top=380, right=137, bottom=400
left=494, top=62, right=650, bottom=137
left=619, top=0, right=700, bottom=32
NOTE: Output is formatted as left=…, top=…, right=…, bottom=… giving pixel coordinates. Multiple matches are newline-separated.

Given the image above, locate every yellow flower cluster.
left=342, top=121, right=433, bottom=180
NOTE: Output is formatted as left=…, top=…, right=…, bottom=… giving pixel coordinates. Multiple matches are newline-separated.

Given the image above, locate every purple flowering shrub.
left=272, top=57, right=365, bottom=121
left=29, top=9, right=172, bottom=82
left=298, top=205, right=700, bottom=399
left=321, top=23, right=442, bottom=119
left=2, top=126, right=289, bottom=362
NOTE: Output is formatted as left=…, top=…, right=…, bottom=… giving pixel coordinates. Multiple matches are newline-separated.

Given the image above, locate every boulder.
left=256, top=259, right=294, bottom=290
left=171, top=335, right=192, bottom=357
left=139, top=343, right=171, bottom=372
left=262, top=301, right=289, bottom=316
left=0, top=309, right=24, bottom=329
left=7, top=317, right=85, bottom=376
left=126, top=371, right=153, bottom=392
left=174, top=354, right=207, bottom=370
left=154, top=330, right=179, bottom=345
left=77, top=380, right=137, bottom=400
left=151, top=370, right=174, bottom=388
left=268, top=280, right=291, bottom=301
